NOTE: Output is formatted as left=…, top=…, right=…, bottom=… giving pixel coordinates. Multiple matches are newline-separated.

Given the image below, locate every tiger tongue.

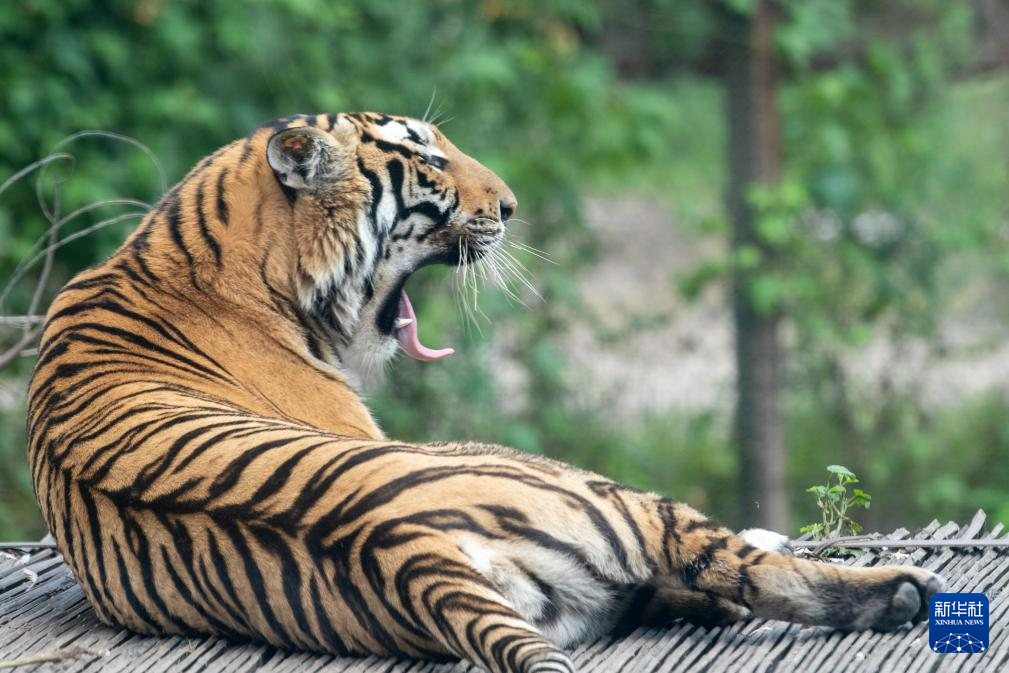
left=396, top=292, right=454, bottom=361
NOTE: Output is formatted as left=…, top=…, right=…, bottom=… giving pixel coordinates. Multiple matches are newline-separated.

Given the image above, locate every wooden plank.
left=2, top=514, right=1008, bottom=672
left=856, top=520, right=959, bottom=673
left=767, top=524, right=920, bottom=673
left=616, top=625, right=695, bottom=673
left=840, top=519, right=959, bottom=673
left=878, top=519, right=1005, bottom=673
left=959, top=527, right=1009, bottom=673
left=928, top=522, right=1005, bottom=673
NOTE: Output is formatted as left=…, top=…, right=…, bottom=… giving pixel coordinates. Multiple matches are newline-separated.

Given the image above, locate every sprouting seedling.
left=800, top=464, right=872, bottom=541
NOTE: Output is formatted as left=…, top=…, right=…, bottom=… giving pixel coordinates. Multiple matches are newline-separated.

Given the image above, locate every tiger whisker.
left=454, top=235, right=485, bottom=335
left=477, top=247, right=521, bottom=305
left=469, top=251, right=487, bottom=323
left=490, top=245, right=541, bottom=301
left=507, top=240, right=556, bottom=265
left=422, top=87, right=438, bottom=123
left=432, top=113, right=456, bottom=128
left=507, top=217, right=536, bottom=227
left=467, top=218, right=543, bottom=302
left=426, top=100, right=452, bottom=128
left=486, top=255, right=527, bottom=307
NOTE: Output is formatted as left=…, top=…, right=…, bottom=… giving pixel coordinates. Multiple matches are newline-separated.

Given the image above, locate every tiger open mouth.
left=394, top=291, right=454, bottom=361
left=377, top=229, right=502, bottom=362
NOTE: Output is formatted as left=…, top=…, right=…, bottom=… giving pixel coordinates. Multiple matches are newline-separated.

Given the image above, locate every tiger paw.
left=863, top=568, right=945, bottom=631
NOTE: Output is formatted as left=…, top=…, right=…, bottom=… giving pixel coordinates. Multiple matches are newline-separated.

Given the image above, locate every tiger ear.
left=267, top=126, right=348, bottom=193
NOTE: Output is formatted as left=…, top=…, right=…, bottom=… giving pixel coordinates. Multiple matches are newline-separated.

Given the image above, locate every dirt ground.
left=549, top=197, right=1009, bottom=418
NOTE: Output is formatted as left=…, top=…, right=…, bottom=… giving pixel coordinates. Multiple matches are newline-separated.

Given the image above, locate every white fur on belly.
left=457, top=536, right=621, bottom=647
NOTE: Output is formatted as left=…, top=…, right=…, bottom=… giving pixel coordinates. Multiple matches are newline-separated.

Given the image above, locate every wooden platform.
left=1, top=511, right=1006, bottom=672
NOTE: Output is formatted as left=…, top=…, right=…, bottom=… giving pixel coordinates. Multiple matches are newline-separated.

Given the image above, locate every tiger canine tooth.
left=395, top=318, right=414, bottom=329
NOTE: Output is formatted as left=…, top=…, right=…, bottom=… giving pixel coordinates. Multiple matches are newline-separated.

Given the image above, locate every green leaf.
left=827, top=464, right=855, bottom=478
left=800, top=523, right=824, bottom=537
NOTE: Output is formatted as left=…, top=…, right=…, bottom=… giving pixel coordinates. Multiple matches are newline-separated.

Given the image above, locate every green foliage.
left=0, top=0, right=692, bottom=537
left=800, top=465, right=871, bottom=540
left=673, top=1, right=1009, bottom=534
left=0, top=399, right=41, bottom=539
left=2, top=0, right=1009, bottom=542
left=683, top=1, right=983, bottom=343
left=791, top=387, right=1009, bottom=530
left=0, top=0, right=692, bottom=290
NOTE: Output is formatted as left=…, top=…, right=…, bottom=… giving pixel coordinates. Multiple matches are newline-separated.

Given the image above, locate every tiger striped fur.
left=27, top=113, right=944, bottom=673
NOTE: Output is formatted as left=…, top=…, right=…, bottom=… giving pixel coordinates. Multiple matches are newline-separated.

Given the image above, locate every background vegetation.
left=2, top=0, right=1008, bottom=539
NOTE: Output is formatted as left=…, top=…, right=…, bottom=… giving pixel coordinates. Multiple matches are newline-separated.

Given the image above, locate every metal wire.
left=791, top=537, right=1009, bottom=555
left=0, top=316, right=44, bottom=327
left=0, top=542, right=56, bottom=551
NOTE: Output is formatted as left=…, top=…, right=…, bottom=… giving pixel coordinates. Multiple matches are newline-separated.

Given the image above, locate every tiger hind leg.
left=392, top=545, right=573, bottom=673
left=647, top=499, right=944, bottom=631
left=419, top=578, right=574, bottom=673
left=613, top=585, right=751, bottom=635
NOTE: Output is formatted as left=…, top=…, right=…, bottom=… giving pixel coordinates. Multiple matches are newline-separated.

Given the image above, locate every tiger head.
left=258, top=113, right=517, bottom=386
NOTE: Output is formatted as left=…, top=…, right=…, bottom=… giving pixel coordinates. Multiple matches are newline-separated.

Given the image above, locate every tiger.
left=27, top=112, right=944, bottom=673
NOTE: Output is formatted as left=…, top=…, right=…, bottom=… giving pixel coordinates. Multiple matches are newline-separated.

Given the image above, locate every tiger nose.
left=498, top=196, right=517, bottom=223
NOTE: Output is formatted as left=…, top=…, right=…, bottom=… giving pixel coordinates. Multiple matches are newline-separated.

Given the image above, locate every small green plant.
left=800, top=465, right=871, bottom=540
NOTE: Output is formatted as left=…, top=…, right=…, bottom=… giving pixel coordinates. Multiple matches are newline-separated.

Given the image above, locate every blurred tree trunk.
left=972, top=0, right=1009, bottom=74
left=722, top=1, right=788, bottom=531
